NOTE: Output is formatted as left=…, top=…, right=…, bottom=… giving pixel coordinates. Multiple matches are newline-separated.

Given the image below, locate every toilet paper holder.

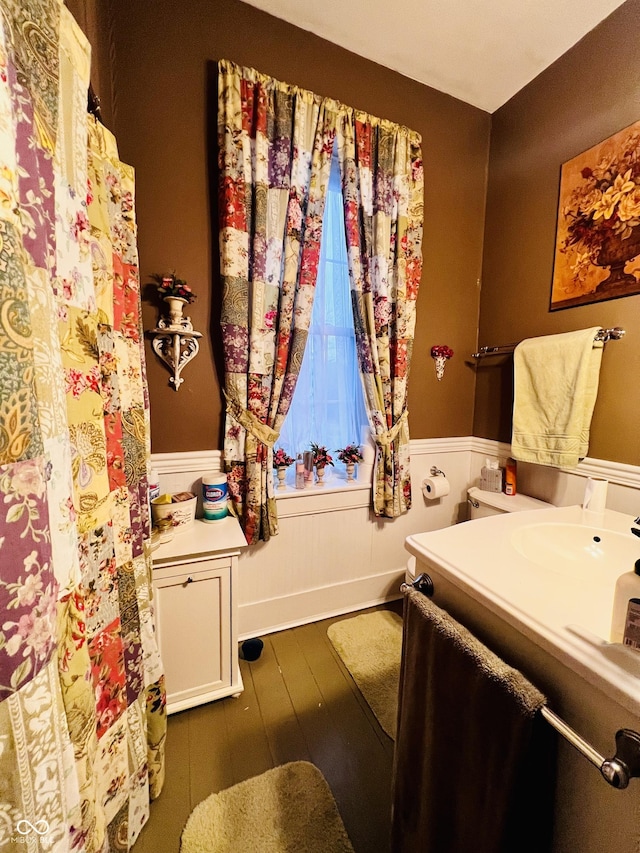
left=422, top=466, right=451, bottom=500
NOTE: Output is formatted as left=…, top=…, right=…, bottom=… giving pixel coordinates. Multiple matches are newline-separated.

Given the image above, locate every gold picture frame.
left=550, top=119, right=640, bottom=310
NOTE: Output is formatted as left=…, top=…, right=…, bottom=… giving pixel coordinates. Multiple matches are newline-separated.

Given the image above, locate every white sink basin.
left=405, top=504, right=640, bottom=716
left=510, top=522, right=638, bottom=579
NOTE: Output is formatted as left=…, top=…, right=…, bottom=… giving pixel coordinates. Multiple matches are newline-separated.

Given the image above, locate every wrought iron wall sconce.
left=149, top=299, right=201, bottom=390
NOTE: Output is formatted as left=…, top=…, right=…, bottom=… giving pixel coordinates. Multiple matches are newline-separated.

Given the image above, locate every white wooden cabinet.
left=152, top=516, right=247, bottom=714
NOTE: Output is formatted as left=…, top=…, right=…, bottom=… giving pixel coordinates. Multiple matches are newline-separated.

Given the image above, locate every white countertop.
left=152, top=516, right=247, bottom=564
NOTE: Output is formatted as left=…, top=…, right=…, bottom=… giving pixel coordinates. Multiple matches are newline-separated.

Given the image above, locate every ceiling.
left=242, top=0, right=628, bottom=112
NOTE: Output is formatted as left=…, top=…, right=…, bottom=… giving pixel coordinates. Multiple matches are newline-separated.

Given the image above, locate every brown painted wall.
left=475, top=0, right=640, bottom=465
left=107, top=0, right=490, bottom=452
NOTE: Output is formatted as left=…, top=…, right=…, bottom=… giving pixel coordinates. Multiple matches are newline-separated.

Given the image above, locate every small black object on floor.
left=240, top=638, right=264, bottom=661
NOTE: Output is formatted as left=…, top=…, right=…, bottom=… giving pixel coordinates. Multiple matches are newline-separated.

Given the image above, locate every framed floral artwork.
left=550, top=119, right=640, bottom=310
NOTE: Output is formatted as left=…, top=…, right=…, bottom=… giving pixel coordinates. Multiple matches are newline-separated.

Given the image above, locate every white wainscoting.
left=151, top=439, right=640, bottom=640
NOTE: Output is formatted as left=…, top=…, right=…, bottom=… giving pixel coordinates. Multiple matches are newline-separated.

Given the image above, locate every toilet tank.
left=467, top=486, right=552, bottom=519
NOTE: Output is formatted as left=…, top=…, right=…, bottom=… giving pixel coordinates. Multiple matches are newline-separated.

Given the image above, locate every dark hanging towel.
left=391, top=590, right=556, bottom=853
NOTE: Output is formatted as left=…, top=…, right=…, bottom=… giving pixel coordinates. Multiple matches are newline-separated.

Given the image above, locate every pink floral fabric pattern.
left=218, top=60, right=424, bottom=533
left=337, top=112, right=424, bottom=516
left=0, top=4, right=165, bottom=852
left=218, top=60, right=336, bottom=543
left=0, top=459, right=56, bottom=699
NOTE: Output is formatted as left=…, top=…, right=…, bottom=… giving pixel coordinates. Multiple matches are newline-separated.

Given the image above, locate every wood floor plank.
left=248, top=634, right=312, bottom=766
left=132, top=603, right=399, bottom=853
left=298, top=618, right=394, bottom=853
left=320, top=606, right=399, bottom=757
left=269, top=627, right=347, bottom=778
left=220, top=656, right=274, bottom=785
left=268, top=626, right=388, bottom=851
left=187, top=693, right=235, bottom=806
left=134, top=712, right=191, bottom=853
left=305, top=614, right=395, bottom=752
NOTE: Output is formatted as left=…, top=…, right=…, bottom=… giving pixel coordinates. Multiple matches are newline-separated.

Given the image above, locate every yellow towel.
left=511, top=327, right=603, bottom=468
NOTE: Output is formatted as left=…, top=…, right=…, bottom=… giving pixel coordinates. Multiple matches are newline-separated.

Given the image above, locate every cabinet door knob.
left=186, top=576, right=193, bottom=584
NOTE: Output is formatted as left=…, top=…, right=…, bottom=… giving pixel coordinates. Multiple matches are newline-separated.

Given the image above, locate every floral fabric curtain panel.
left=218, top=59, right=336, bottom=543
left=337, top=112, right=424, bottom=517
left=0, top=3, right=165, bottom=851
left=218, top=61, right=424, bottom=532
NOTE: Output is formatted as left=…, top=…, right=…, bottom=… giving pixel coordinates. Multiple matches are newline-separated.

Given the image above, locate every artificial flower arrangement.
left=273, top=448, right=295, bottom=468
left=310, top=443, right=334, bottom=468
left=151, top=272, right=197, bottom=303
left=336, top=444, right=364, bottom=464
left=430, top=344, right=454, bottom=361
left=431, top=345, right=454, bottom=382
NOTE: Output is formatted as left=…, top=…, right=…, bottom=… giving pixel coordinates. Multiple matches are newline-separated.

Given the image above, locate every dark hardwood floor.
left=134, top=601, right=402, bottom=853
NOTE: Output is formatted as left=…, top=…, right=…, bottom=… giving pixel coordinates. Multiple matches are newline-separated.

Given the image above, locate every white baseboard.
left=238, top=568, right=405, bottom=640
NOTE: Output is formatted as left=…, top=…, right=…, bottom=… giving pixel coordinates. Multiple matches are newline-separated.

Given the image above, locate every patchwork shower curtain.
left=0, top=2, right=165, bottom=851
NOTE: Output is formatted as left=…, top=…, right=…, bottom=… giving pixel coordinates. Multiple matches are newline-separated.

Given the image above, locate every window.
left=278, top=146, right=369, bottom=480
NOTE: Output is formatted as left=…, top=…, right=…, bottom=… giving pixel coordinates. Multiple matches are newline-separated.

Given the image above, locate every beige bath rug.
left=327, top=610, right=403, bottom=739
left=180, top=761, right=354, bottom=853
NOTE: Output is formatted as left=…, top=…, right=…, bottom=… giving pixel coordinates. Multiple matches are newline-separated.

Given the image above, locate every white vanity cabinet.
left=152, top=516, right=247, bottom=714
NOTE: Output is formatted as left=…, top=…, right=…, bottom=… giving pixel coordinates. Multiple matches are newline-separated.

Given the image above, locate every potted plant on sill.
left=310, top=443, right=334, bottom=487
left=336, top=444, right=364, bottom=481
left=273, top=448, right=294, bottom=490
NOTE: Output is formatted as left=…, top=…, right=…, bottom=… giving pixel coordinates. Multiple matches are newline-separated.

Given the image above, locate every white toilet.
left=405, top=485, right=552, bottom=583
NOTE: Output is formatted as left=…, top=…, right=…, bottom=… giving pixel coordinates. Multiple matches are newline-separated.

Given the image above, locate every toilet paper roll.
left=582, top=477, right=608, bottom=514
left=422, top=476, right=450, bottom=499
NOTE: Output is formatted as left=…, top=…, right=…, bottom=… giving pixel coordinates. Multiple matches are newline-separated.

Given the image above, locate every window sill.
left=274, top=478, right=372, bottom=517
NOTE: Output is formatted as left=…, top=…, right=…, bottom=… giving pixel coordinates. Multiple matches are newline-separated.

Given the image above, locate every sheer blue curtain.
left=278, top=147, right=368, bottom=476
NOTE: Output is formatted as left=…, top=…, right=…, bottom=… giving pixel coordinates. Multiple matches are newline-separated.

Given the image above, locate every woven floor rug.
left=327, top=610, right=403, bottom=740
left=180, top=761, right=354, bottom=853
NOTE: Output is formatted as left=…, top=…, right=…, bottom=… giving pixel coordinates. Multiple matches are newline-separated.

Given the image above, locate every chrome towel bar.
left=471, top=326, right=625, bottom=359
left=540, top=707, right=640, bottom=789
left=400, top=572, right=640, bottom=789
left=400, top=572, right=434, bottom=597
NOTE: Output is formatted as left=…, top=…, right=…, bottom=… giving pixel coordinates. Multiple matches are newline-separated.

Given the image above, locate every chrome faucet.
left=631, top=518, right=640, bottom=537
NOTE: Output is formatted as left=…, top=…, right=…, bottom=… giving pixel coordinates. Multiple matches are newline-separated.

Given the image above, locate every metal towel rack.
left=400, top=573, right=640, bottom=789
left=471, top=326, right=625, bottom=359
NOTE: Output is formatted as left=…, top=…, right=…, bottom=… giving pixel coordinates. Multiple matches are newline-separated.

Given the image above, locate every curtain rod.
left=471, top=327, right=626, bottom=359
